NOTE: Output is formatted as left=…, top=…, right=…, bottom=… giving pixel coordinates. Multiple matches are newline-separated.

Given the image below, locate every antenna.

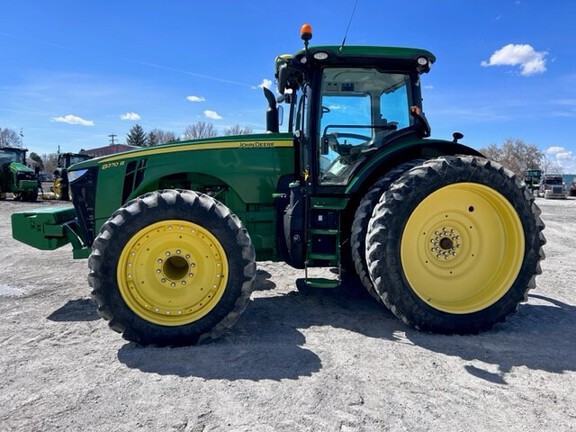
left=339, top=0, right=360, bottom=52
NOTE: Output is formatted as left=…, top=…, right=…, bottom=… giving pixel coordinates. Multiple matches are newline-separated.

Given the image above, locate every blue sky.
left=1, top=1, right=575, bottom=170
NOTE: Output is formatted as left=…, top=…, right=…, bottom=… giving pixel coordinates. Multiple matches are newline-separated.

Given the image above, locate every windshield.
left=0, top=148, right=25, bottom=164
left=70, top=154, right=90, bottom=165
left=318, top=68, right=412, bottom=185
left=544, top=177, right=563, bottom=185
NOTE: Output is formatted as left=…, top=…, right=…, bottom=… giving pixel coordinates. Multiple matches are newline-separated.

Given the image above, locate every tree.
left=479, top=138, right=543, bottom=177
left=0, top=127, right=23, bottom=148
left=540, top=153, right=563, bottom=175
left=224, top=124, right=253, bottom=136
left=126, top=124, right=147, bottom=147
left=42, top=153, right=59, bottom=174
left=28, top=152, right=44, bottom=170
left=183, top=121, right=218, bottom=140
left=147, top=128, right=179, bottom=146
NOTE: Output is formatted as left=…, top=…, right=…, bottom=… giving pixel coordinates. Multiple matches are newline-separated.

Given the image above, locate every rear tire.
left=89, top=189, right=256, bottom=346
left=351, top=160, right=424, bottom=302
left=366, top=155, right=545, bottom=334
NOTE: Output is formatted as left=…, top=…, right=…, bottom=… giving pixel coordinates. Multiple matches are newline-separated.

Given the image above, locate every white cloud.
left=120, top=112, right=141, bottom=121
left=187, top=95, right=206, bottom=102
left=257, top=79, right=273, bottom=89
left=546, top=146, right=566, bottom=155
left=204, top=110, right=222, bottom=120
left=557, top=151, right=573, bottom=160
left=51, top=114, right=94, bottom=126
left=481, top=44, right=547, bottom=76
left=544, top=146, right=576, bottom=173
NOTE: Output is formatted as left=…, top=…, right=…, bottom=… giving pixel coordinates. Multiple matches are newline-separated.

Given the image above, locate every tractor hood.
left=9, top=162, right=34, bottom=174
left=67, top=133, right=294, bottom=172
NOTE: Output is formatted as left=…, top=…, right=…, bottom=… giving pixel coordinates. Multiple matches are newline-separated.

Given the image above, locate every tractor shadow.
left=116, top=270, right=400, bottom=381
left=403, top=293, right=576, bottom=384
left=114, top=270, right=576, bottom=382
left=47, top=298, right=100, bottom=322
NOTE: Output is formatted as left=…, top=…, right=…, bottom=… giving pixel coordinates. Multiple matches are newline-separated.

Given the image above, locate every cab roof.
left=296, top=45, right=436, bottom=64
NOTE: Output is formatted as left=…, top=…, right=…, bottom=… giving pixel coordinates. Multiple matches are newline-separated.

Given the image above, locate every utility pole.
left=108, top=134, right=117, bottom=146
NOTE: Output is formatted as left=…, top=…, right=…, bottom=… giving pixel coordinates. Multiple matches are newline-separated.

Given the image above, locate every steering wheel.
left=332, top=132, right=371, bottom=143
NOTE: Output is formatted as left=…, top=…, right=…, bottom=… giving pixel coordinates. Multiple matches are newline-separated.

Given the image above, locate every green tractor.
left=11, top=25, right=545, bottom=346
left=52, top=152, right=92, bottom=200
left=524, top=168, right=543, bottom=195
left=0, top=147, right=39, bottom=202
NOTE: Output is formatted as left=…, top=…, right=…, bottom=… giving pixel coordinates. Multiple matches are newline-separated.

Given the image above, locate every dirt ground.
left=0, top=195, right=575, bottom=432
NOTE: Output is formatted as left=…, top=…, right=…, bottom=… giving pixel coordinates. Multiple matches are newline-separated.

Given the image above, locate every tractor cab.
left=52, top=152, right=92, bottom=200
left=274, top=26, right=434, bottom=192
left=0, top=147, right=38, bottom=201
left=271, top=25, right=436, bottom=283
left=57, top=152, right=92, bottom=170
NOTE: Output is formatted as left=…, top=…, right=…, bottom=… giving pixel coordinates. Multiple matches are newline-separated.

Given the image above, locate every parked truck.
left=11, top=25, right=546, bottom=346
left=0, top=147, right=38, bottom=201
left=538, top=174, right=567, bottom=199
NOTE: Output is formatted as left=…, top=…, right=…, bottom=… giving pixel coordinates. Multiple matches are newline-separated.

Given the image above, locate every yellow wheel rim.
left=401, top=183, right=524, bottom=314
left=53, top=178, right=62, bottom=199
left=117, top=220, right=229, bottom=326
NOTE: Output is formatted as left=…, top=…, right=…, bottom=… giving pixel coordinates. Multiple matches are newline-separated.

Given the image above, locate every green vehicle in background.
left=52, top=152, right=92, bottom=200
left=0, top=147, right=38, bottom=202
left=11, top=25, right=546, bottom=346
left=524, top=168, right=543, bottom=195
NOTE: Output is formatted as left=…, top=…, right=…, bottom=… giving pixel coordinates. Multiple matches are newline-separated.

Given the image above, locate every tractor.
left=524, top=168, right=542, bottom=195
left=52, top=152, right=92, bottom=200
left=11, top=25, right=546, bottom=346
left=0, top=147, right=39, bottom=201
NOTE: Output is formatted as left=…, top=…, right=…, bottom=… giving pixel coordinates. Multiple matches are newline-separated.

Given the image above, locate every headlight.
left=68, top=169, right=89, bottom=183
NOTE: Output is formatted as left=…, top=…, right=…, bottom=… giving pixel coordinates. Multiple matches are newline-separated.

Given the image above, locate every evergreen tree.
left=29, top=152, right=44, bottom=170
left=147, top=130, right=159, bottom=147
left=126, top=124, right=147, bottom=147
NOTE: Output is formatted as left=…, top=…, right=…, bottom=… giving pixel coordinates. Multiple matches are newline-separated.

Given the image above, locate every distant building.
left=82, top=144, right=138, bottom=158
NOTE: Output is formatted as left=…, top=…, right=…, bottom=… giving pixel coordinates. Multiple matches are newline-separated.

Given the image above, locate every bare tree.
left=540, top=153, right=564, bottom=174
left=183, top=122, right=218, bottom=140
left=0, top=127, right=23, bottom=148
left=479, top=138, right=543, bottom=177
left=147, top=128, right=179, bottom=146
left=42, top=153, right=59, bottom=174
left=224, top=124, right=253, bottom=136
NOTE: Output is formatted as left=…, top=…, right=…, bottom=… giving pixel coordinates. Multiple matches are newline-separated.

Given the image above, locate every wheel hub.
left=154, top=250, right=196, bottom=287
left=430, top=226, right=462, bottom=261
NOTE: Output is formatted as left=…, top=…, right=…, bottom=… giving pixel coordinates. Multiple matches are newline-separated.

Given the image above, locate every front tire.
left=366, top=156, right=545, bottom=334
left=89, top=189, right=256, bottom=346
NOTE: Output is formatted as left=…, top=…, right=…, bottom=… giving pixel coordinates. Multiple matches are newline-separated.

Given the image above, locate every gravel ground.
left=0, top=196, right=575, bottom=432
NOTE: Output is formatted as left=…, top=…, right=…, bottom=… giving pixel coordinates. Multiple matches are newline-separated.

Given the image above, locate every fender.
left=346, top=138, right=484, bottom=195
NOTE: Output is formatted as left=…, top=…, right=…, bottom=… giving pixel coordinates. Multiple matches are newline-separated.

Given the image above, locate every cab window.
left=318, top=68, right=412, bottom=185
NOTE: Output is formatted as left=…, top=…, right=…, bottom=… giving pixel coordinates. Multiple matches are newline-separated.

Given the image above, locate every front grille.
left=71, top=168, right=99, bottom=245
left=16, top=171, right=35, bottom=181
left=552, top=186, right=563, bottom=194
